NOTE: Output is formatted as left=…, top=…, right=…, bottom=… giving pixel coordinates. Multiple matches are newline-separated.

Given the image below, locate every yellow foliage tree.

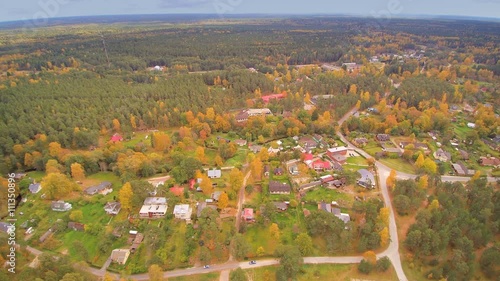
left=418, top=175, right=429, bottom=189
left=378, top=207, right=390, bottom=226
left=195, top=146, right=207, bottom=164
left=214, top=154, right=224, bottom=167
left=200, top=174, right=213, bottom=196
left=415, top=153, right=425, bottom=168
left=119, top=182, right=133, bottom=212
left=45, top=159, right=62, bottom=174
left=269, top=223, right=280, bottom=240
left=229, top=168, right=244, bottom=192
left=379, top=227, right=389, bottom=247
left=386, top=169, right=397, bottom=189
left=41, top=173, right=78, bottom=200
left=112, top=118, right=121, bottom=132
left=363, top=251, right=377, bottom=265
left=218, top=192, right=229, bottom=209
left=148, top=264, right=166, bottom=281
left=48, top=142, right=62, bottom=158
left=70, top=163, right=85, bottom=180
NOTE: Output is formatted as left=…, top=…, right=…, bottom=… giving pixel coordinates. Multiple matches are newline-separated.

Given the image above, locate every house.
left=459, top=150, right=470, bottom=160
left=211, top=191, right=222, bottom=201
left=147, top=178, right=166, bottom=188
left=326, top=147, right=348, bottom=165
left=433, top=149, right=451, bottom=162
left=273, top=202, right=288, bottom=211
left=234, top=139, right=247, bottom=146
left=110, top=133, right=123, bottom=142
left=467, top=122, right=476, bottom=129
left=104, top=201, right=122, bottom=215
left=249, top=144, right=263, bottom=153
left=273, top=168, right=284, bottom=176
left=399, top=141, right=429, bottom=150
left=84, top=181, right=113, bottom=196
left=318, top=202, right=351, bottom=224
left=235, top=108, right=272, bottom=122
left=0, top=222, right=12, bottom=233
left=173, top=204, right=193, bottom=221
left=313, top=134, right=329, bottom=148
left=242, top=208, right=255, bottom=222
left=376, top=134, right=391, bottom=142
left=451, top=162, right=475, bottom=176
left=207, top=169, right=222, bottom=179
left=312, top=159, right=332, bottom=171
left=320, top=175, right=335, bottom=184
left=264, top=165, right=270, bottom=177
left=303, top=153, right=314, bottom=164
left=357, top=169, right=376, bottom=189
left=39, top=229, right=53, bottom=243
left=342, top=62, right=360, bottom=71
left=268, top=147, right=280, bottom=154
left=13, top=173, right=26, bottom=180
left=67, top=222, right=85, bottom=232
left=353, top=138, right=368, bottom=147
left=288, top=164, right=299, bottom=175
left=331, top=178, right=347, bottom=188
left=51, top=201, right=72, bottom=212
left=261, top=93, right=285, bottom=103
left=479, top=157, right=500, bottom=167
left=298, top=136, right=317, bottom=151
left=269, top=181, right=291, bottom=194
left=139, top=197, right=168, bottom=219
left=111, top=249, right=130, bottom=265
left=130, top=233, right=144, bottom=253
left=29, top=183, right=42, bottom=194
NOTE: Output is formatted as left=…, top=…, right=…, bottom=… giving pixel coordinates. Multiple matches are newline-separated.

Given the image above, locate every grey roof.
left=29, top=183, right=41, bottom=193
left=269, top=181, right=291, bottom=193
left=273, top=202, right=288, bottom=210
left=143, top=197, right=167, bottom=205
left=84, top=181, right=112, bottom=195
left=51, top=201, right=72, bottom=211
left=357, top=169, right=375, bottom=187
left=211, top=191, right=222, bottom=201
left=0, top=222, right=11, bottom=233
left=207, top=169, right=222, bottom=178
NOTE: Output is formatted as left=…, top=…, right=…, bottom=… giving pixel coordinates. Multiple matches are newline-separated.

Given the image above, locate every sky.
left=1, top=0, right=499, bottom=23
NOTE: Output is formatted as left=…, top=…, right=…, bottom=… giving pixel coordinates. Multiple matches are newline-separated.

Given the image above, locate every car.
left=249, top=260, right=257, bottom=265
left=203, top=265, right=210, bottom=269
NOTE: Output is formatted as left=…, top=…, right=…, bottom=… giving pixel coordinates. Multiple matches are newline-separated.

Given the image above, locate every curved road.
left=26, top=107, right=496, bottom=281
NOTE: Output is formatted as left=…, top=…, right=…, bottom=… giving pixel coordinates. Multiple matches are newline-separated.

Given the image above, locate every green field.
left=346, top=156, right=369, bottom=166
left=302, top=187, right=353, bottom=206
left=378, top=158, right=416, bottom=174
left=244, top=263, right=399, bottom=281
left=170, top=272, right=220, bottom=281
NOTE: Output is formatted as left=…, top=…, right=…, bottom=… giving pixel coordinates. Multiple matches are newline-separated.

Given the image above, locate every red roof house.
left=242, top=208, right=255, bottom=222
left=303, top=153, right=314, bottom=162
left=111, top=133, right=124, bottom=142
left=261, top=93, right=286, bottom=103
left=169, top=186, right=184, bottom=197
left=312, top=160, right=332, bottom=171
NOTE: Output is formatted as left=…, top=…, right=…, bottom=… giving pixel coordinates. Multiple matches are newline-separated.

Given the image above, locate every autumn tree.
left=418, top=175, right=428, bottom=189
left=119, top=182, right=133, bottom=212
left=69, top=210, right=83, bottom=222
left=214, top=154, right=224, bottom=167
left=71, top=163, right=85, bottom=180
left=386, top=169, right=397, bottom=189
left=269, top=223, right=280, bottom=240
left=112, top=118, right=121, bottom=132
left=250, top=157, right=263, bottom=181
left=41, top=173, right=79, bottom=199
left=218, top=192, right=229, bottom=209
left=363, top=251, right=377, bottom=265
left=152, top=132, right=171, bottom=152
left=48, top=142, right=62, bottom=158
left=379, top=227, right=389, bottom=247
left=415, top=153, right=425, bottom=169
left=46, top=159, right=62, bottom=174
left=378, top=207, right=390, bottom=226
left=229, top=168, right=244, bottom=192
left=195, top=146, right=207, bottom=164
left=199, top=174, right=213, bottom=196
left=148, top=264, right=166, bottom=281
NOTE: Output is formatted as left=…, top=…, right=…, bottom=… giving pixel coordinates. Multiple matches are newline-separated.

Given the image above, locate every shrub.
left=358, top=259, right=373, bottom=274
left=376, top=256, right=391, bottom=272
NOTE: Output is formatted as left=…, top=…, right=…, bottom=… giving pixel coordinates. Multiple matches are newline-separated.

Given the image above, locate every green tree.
left=275, top=245, right=303, bottom=280
left=295, top=233, right=313, bottom=256
left=231, top=234, right=250, bottom=259
left=230, top=268, right=247, bottom=281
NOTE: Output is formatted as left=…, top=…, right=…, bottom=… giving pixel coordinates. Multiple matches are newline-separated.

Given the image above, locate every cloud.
left=158, top=0, right=212, bottom=9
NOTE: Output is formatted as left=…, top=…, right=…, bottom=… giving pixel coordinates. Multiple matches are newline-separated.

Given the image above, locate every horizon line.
left=1, top=12, right=499, bottom=26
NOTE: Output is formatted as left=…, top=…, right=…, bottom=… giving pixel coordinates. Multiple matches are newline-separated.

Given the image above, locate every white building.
left=173, top=204, right=193, bottom=221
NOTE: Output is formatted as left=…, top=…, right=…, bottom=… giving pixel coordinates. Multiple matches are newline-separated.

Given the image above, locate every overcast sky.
left=1, top=0, right=499, bottom=22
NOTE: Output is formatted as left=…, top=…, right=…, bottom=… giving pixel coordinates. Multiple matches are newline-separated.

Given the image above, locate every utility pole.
left=100, top=32, right=111, bottom=68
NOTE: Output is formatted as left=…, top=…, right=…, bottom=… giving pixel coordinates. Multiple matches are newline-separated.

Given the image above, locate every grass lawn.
left=364, top=142, right=383, bottom=155
left=453, top=124, right=473, bottom=140
left=244, top=224, right=279, bottom=257
left=123, top=132, right=151, bottom=148
left=379, top=158, right=416, bottom=174
left=245, top=263, right=399, bottom=281
left=224, top=149, right=248, bottom=167
left=27, top=171, right=46, bottom=181
left=169, top=272, right=220, bottom=281
left=346, top=156, right=369, bottom=166
left=302, top=187, right=353, bottom=207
